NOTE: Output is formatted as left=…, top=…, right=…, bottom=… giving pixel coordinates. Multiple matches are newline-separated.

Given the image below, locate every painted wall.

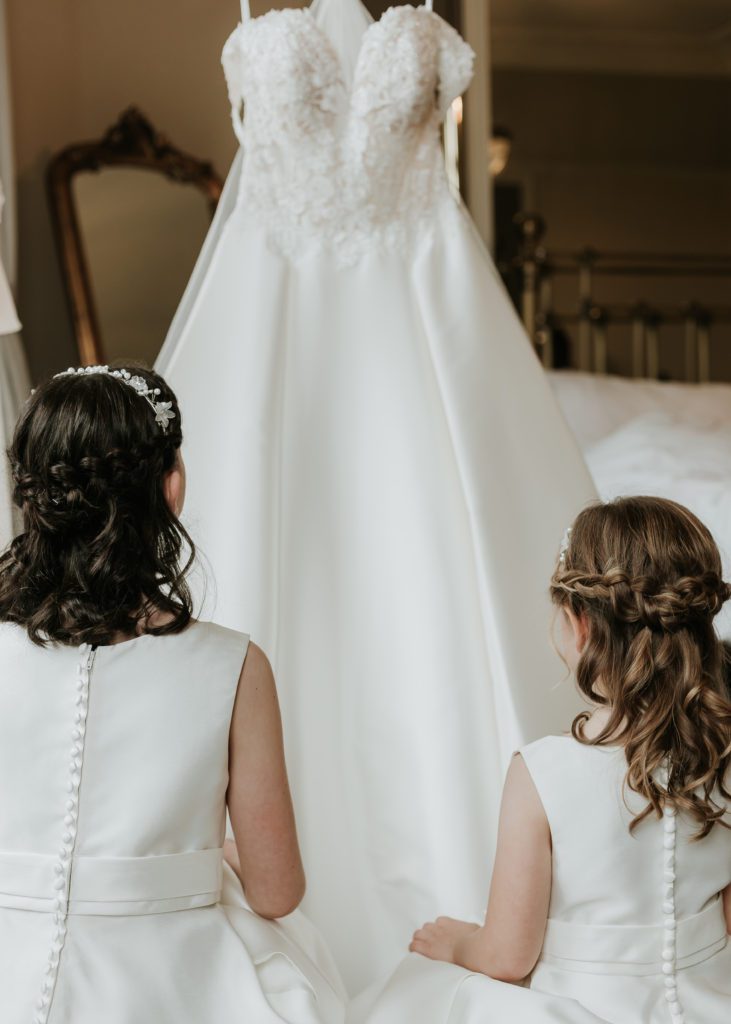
left=7, top=0, right=283, bottom=381
left=493, top=69, right=731, bottom=377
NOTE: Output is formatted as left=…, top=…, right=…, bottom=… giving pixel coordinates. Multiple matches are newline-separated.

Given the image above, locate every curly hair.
left=551, top=496, right=731, bottom=839
left=0, top=364, right=196, bottom=646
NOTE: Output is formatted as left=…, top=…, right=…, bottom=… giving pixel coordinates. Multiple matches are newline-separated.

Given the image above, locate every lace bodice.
left=222, top=4, right=474, bottom=264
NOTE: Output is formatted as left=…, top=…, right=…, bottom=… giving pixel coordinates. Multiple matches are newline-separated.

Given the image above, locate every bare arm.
left=724, top=882, right=731, bottom=935
left=226, top=642, right=305, bottom=919
left=411, top=753, right=552, bottom=982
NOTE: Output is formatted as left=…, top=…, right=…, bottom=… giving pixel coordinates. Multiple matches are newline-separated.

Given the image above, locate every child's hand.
left=409, top=917, right=480, bottom=964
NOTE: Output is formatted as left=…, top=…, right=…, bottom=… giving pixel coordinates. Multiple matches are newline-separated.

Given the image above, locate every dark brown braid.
left=0, top=364, right=196, bottom=646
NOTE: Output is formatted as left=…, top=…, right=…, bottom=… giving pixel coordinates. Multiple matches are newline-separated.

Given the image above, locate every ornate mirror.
left=48, top=107, right=223, bottom=367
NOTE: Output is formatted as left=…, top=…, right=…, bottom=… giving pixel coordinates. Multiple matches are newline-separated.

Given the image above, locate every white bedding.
left=548, top=371, right=731, bottom=637
left=549, top=370, right=731, bottom=447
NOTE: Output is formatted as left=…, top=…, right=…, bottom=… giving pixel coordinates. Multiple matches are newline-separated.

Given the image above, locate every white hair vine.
left=53, top=365, right=175, bottom=432
left=558, top=525, right=572, bottom=567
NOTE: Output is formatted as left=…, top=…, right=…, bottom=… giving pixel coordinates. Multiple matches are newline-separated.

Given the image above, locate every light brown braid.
left=551, top=497, right=731, bottom=839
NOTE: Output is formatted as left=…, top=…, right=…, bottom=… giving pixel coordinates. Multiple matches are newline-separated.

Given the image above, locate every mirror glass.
left=73, top=169, right=212, bottom=367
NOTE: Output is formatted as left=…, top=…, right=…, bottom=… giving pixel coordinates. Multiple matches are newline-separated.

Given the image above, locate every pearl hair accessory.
left=558, top=525, right=572, bottom=567
left=53, top=365, right=175, bottom=432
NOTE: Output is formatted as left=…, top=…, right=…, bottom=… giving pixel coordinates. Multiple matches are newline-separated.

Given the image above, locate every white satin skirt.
left=0, top=861, right=345, bottom=1024
left=349, top=928, right=731, bottom=1024
left=156, top=196, right=596, bottom=990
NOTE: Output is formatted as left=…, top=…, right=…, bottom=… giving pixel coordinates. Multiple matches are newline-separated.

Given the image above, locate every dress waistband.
left=539, top=898, right=728, bottom=976
left=0, top=848, right=223, bottom=916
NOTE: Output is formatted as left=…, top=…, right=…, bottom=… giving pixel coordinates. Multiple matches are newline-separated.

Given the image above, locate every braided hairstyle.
left=552, top=496, right=731, bottom=838
left=0, top=364, right=195, bottom=646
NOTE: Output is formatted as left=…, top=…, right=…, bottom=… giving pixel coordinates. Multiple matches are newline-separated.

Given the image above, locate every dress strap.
left=424, top=0, right=434, bottom=9
left=240, top=0, right=251, bottom=21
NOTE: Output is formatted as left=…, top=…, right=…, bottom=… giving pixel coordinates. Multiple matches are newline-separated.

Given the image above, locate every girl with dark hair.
left=354, top=497, right=731, bottom=1024
left=0, top=365, right=344, bottom=1024
left=0, top=366, right=192, bottom=645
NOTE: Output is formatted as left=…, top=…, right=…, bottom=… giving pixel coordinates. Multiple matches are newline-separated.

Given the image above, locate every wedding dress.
left=0, top=620, right=346, bottom=1024
left=156, top=0, right=595, bottom=991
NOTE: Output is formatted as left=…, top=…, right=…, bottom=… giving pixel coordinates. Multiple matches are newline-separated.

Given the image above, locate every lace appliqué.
left=221, top=6, right=475, bottom=267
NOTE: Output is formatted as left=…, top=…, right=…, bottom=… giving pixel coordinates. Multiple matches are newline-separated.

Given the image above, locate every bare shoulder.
left=503, top=753, right=549, bottom=827
left=239, top=641, right=274, bottom=689
left=231, top=641, right=280, bottom=731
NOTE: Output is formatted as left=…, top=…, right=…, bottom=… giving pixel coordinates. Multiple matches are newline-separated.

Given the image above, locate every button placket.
left=661, top=795, right=685, bottom=1024
left=32, top=644, right=96, bottom=1024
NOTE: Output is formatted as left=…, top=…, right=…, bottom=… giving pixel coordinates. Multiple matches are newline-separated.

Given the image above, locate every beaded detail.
left=32, top=644, right=97, bottom=1024
left=660, top=780, right=685, bottom=1024
left=52, top=366, right=175, bottom=432
left=558, top=525, right=572, bottom=566
left=221, top=6, right=474, bottom=265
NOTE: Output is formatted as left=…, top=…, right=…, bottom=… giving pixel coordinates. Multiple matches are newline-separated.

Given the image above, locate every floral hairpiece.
left=558, top=525, right=572, bottom=567
left=53, top=365, right=175, bottom=432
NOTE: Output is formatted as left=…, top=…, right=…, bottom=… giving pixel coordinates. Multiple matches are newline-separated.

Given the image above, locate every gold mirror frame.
left=47, top=107, right=223, bottom=366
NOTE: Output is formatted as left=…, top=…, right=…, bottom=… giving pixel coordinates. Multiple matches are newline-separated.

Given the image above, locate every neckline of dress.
left=242, top=0, right=434, bottom=24
left=242, top=4, right=442, bottom=100
left=556, top=733, right=624, bottom=752
left=3, top=619, right=182, bottom=654
left=94, top=619, right=200, bottom=652
left=310, top=4, right=440, bottom=102
left=94, top=631, right=157, bottom=651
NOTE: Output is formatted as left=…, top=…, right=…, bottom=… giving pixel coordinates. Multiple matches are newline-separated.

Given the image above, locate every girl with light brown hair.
left=355, top=496, right=731, bottom=1024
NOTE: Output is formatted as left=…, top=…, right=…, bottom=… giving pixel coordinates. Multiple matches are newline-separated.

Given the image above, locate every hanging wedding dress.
left=156, top=0, right=595, bottom=992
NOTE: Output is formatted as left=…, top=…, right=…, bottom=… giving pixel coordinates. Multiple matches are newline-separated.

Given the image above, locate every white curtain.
left=0, top=0, right=31, bottom=548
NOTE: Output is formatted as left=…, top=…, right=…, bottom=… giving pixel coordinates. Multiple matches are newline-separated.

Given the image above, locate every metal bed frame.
left=509, top=214, right=731, bottom=382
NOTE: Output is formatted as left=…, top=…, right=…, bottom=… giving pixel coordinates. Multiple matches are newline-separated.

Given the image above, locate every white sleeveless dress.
left=0, top=620, right=345, bottom=1024
left=351, top=735, right=731, bottom=1023
left=155, top=0, right=595, bottom=990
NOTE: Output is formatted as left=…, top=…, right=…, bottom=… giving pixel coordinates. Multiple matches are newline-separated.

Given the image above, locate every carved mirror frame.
left=47, top=107, right=223, bottom=366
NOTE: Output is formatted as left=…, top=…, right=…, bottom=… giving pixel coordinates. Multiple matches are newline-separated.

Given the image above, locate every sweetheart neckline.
left=241, top=3, right=445, bottom=100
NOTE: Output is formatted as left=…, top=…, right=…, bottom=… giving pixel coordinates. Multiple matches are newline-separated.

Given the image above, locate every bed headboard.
left=510, top=214, right=731, bottom=383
